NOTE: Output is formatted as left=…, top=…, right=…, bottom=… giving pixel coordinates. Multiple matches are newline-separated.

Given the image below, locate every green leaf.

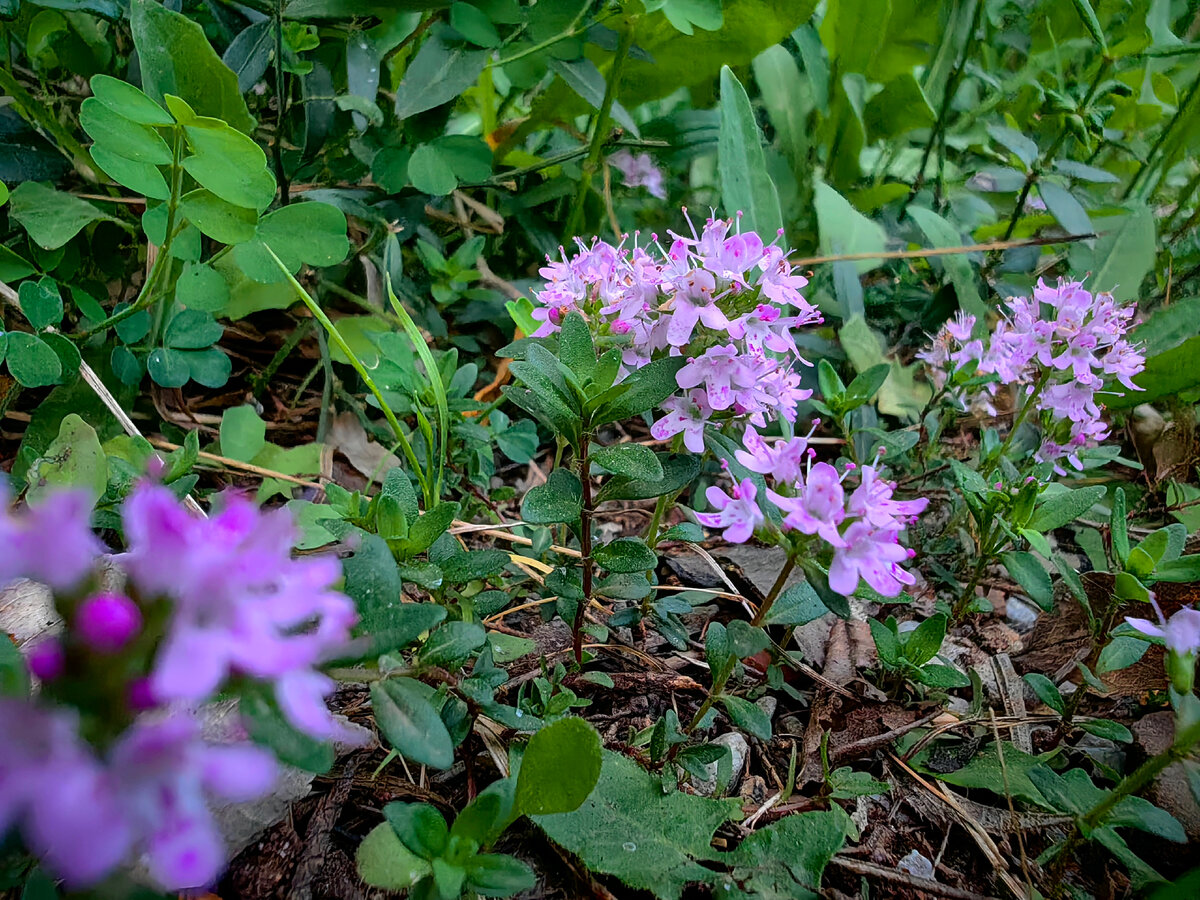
left=449, top=1, right=501, bottom=46
left=89, top=74, right=174, bottom=126
left=724, top=809, right=846, bottom=897
left=591, top=443, right=663, bottom=481
left=718, top=65, right=782, bottom=241
left=7, top=333, right=62, bottom=388
left=521, top=469, right=583, bottom=525
left=179, top=118, right=276, bottom=211
left=241, top=684, right=333, bottom=773
left=1112, top=487, right=1130, bottom=567
left=596, top=454, right=699, bottom=503
left=760, top=581, right=827, bottom=627
left=165, top=308, right=223, bottom=349
left=18, top=277, right=63, bottom=331
left=175, top=262, right=230, bottom=312
left=1077, top=718, right=1133, bottom=743
left=1067, top=204, right=1155, bottom=303
left=516, top=717, right=602, bottom=816
left=1024, top=673, right=1066, bottom=714
left=8, top=182, right=117, bottom=250
left=920, top=742, right=1059, bottom=808
left=25, top=413, right=107, bottom=504
left=1069, top=0, right=1108, bottom=52
left=131, top=0, right=255, bottom=134
left=1111, top=334, right=1200, bottom=408
left=721, top=695, right=772, bottom=741
left=407, top=144, right=458, bottom=196
left=820, top=0, right=889, bottom=75
left=0, top=637, right=30, bottom=698
left=591, top=356, right=687, bottom=426
left=558, top=312, right=596, bottom=382
left=219, top=405, right=266, bottom=462
left=179, top=189, right=259, bottom=244
left=465, top=854, right=537, bottom=896
left=394, top=31, right=488, bottom=119
left=340, top=534, right=405, bottom=637
left=906, top=206, right=985, bottom=322
left=593, top=538, right=657, bottom=574
left=903, top=613, right=947, bottom=667
left=532, top=750, right=740, bottom=900
left=1038, top=181, right=1093, bottom=240
left=752, top=44, right=809, bottom=173
left=355, top=822, right=431, bottom=890
left=863, top=72, right=935, bottom=139
left=869, top=618, right=901, bottom=666
left=914, top=664, right=971, bottom=688
left=1152, top=554, right=1200, bottom=583
left=1001, top=551, right=1054, bottom=611
left=385, top=801, right=450, bottom=859
left=828, top=767, right=891, bottom=800
left=183, top=348, right=232, bottom=388
left=844, top=362, right=891, bottom=404
left=90, top=146, right=171, bottom=200
left=418, top=620, right=486, bottom=669
left=1028, top=485, right=1107, bottom=532
left=371, top=678, right=455, bottom=769
left=79, top=97, right=172, bottom=165
left=233, top=201, right=349, bottom=283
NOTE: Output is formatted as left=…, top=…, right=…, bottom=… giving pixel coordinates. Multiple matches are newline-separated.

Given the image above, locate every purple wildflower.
left=829, top=523, right=917, bottom=597
left=694, top=478, right=764, bottom=544
left=75, top=592, right=143, bottom=654
left=608, top=149, right=666, bottom=199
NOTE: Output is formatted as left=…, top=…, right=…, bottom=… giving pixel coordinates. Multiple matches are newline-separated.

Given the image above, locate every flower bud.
left=126, top=676, right=158, bottom=712
left=27, top=638, right=65, bottom=681
left=75, top=592, right=142, bottom=654
left=1167, top=650, right=1196, bottom=696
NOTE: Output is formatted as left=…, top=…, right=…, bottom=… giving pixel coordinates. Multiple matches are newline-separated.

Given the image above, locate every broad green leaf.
left=1038, top=181, right=1093, bottom=240
left=341, top=534, right=405, bottom=636
left=1112, top=487, right=1130, bottom=566
left=903, top=613, right=947, bottom=667
left=1023, top=673, right=1065, bottom=714
left=863, top=72, right=935, bottom=138
left=25, top=413, right=106, bottom=504
left=79, top=97, right=172, bottom=164
left=521, top=469, right=583, bottom=525
left=815, top=181, right=886, bottom=274
left=165, top=309, right=223, bottom=349
left=593, top=538, right=657, bottom=574
left=180, top=121, right=276, bottom=211
left=371, top=678, right=455, bottom=769
left=558, top=312, right=596, bottom=382
left=1028, top=485, right=1107, bottom=532
left=1068, top=204, right=1154, bottom=303
left=720, top=695, right=772, bottom=740
left=131, top=0, right=254, bottom=134
left=820, top=0, right=890, bottom=75
left=919, top=742, right=1058, bottom=808
left=591, top=443, right=663, bottom=481
left=760, top=581, right=827, bottom=627
left=718, top=66, right=782, bottom=241
left=6, top=333, right=62, bottom=387
left=8, top=182, right=117, bottom=250
left=179, top=189, right=259, bottom=244
left=175, top=262, right=230, bottom=312
left=516, top=717, right=602, bottom=816
left=407, top=144, right=458, bottom=196
left=90, top=146, right=171, bottom=200
left=752, top=44, right=809, bottom=172
left=914, top=663, right=971, bottom=688
left=1001, top=551, right=1053, bottom=611
left=418, top=621, right=486, bottom=669
left=532, top=750, right=740, bottom=900
left=724, top=810, right=846, bottom=897
left=465, top=854, right=537, bottom=896
left=89, top=74, right=173, bottom=126
left=356, top=823, right=431, bottom=890
left=591, top=357, right=687, bottom=426
left=18, top=277, right=63, bottom=331
left=907, top=206, right=985, bottom=322
left=233, top=201, right=349, bottom=282
left=1153, top=555, right=1200, bottom=583
left=595, top=454, right=699, bottom=503
left=394, top=31, right=488, bottom=119
left=146, top=348, right=191, bottom=388
left=219, top=405, right=266, bottom=462
left=1109, top=333, right=1200, bottom=409
left=384, top=802, right=449, bottom=860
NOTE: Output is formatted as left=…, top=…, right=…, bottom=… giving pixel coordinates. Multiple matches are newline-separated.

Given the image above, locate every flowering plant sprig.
left=918, top=278, right=1145, bottom=474
left=0, top=484, right=358, bottom=890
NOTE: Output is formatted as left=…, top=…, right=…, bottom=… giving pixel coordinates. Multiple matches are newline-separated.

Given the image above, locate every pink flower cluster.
left=918, top=279, right=1144, bottom=473
left=0, top=485, right=359, bottom=889
left=696, top=428, right=928, bottom=597
left=608, top=149, right=666, bottom=199
left=532, top=210, right=821, bottom=452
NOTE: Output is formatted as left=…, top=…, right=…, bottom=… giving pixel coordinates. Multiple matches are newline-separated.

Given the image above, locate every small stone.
left=896, top=849, right=935, bottom=880
left=1133, top=712, right=1200, bottom=842
left=1005, top=595, right=1040, bottom=632
left=755, top=696, right=777, bottom=723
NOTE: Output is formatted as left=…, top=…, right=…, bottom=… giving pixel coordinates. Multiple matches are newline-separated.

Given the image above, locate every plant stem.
left=267, top=247, right=432, bottom=503
left=751, top=556, right=797, bottom=627
left=573, top=437, right=594, bottom=665
left=981, top=370, right=1049, bottom=478
left=1123, top=71, right=1200, bottom=201
left=645, top=491, right=674, bottom=547
left=563, top=22, right=636, bottom=241
left=273, top=0, right=290, bottom=205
